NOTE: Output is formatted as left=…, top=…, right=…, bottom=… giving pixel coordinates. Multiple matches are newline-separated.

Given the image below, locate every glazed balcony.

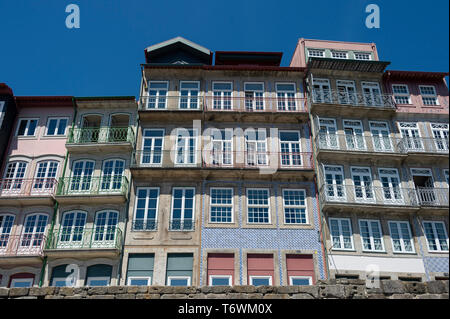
left=416, top=187, right=449, bottom=208
left=0, top=178, right=57, bottom=206
left=45, top=227, right=122, bottom=258
left=66, top=126, right=135, bottom=152
left=0, top=234, right=46, bottom=264
left=55, top=176, right=129, bottom=204
left=319, top=184, right=419, bottom=213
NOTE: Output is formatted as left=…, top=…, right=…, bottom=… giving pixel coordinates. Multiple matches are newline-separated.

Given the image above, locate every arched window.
left=8, top=272, right=35, bottom=288
left=33, top=161, right=59, bottom=192
left=20, top=213, right=48, bottom=252
left=94, top=210, right=118, bottom=244
left=101, top=159, right=124, bottom=191
left=51, top=264, right=78, bottom=287
left=85, top=264, right=112, bottom=286
left=59, top=211, right=87, bottom=248
left=70, top=160, right=95, bottom=192
left=0, top=214, right=15, bottom=249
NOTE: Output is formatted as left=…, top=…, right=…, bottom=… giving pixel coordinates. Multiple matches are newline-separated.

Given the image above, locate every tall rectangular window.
left=343, top=120, right=365, bottom=150
left=212, top=82, right=232, bottom=110
left=279, top=131, right=302, bottom=166
left=351, top=167, right=374, bottom=202
left=133, top=187, right=159, bottom=231
left=210, top=129, right=233, bottom=166
left=244, top=82, right=264, bottom=111
left=323, top=165, right=346, bottom=201
left=207, top=253, right=234, bottom=286
left=282, top=189, right=307, bottom=224
left=245, top=129, right=267, bottom=166
left=398, top=122, right=423, bottom=151
left=0, top=101, right=5, bottom=129
left=141, top=129, right=164, bottom=165
left=318, top=118, right=338, bottom=149
left=170, top=187, right=195, bottom=231
left=312, top=79, right=331, bottom=103
left=369, top=121, right=392, bottom=152
left=276, top=83, right=296, bottom=111
left=379, top=168, right=403, bottom=203
left=179, top=81, right=200, bottom=109
left=388, top=221, right=414, bottom=253
left=329, top=218, right=354, bottom=250
left=359, top=219, right=385, bottom=252
left=392, top=84, right=411, bottom=104
left=247, top=188, right=270, bottom=224
left=45, top=117, right=68, bottom=136
left=176, top=129, right=197, bottom=165
left=166, top=253, right=193, bottom=286
left=431, top=123, right=449, bottom=152
left=210, top=188, right=233, bottom=223
left=419, top=85, right=439, bottom=106
left=16, top=119, right=38, bottom=137
left=361, top=82, right=382, bottom=107
left=336, top=80, right=356, bottom=105
left=147, top=81, right=168, bottom=109
left=126, top=254, right=154, bottom=286
left=423, top=221, right=448, bottom=252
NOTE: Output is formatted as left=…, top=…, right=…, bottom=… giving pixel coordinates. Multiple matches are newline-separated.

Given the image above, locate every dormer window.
left=308, top=49, right=325, bottom=58
left=354, top=52, right=372, bottom=60
left=332, top=51, right=348, bottom=59
left=419, top=85, right=439, bottom=106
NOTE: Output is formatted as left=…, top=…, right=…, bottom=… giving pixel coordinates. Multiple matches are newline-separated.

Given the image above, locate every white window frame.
left=312, top=79, right=331, bottom=104
left=275, top=82, right=297, bottom=111
left=245, top=129, right=268, bottom=166
left=289, top=276, right=313, bottom=286
left=422, top=221, right=449, bottom=252
left=170, top=187, right=196, bottom=231
left=210, top=128, right=233, bottom=167
left=350, top=166, right=374, bottom=203
left=86, top=276, right=110, bottom=287
left=246, top=188, right=271, bottom=224
left=308, top=49, right=325, bottom=58
left=343, top=119, right=366, bottom=150
left=323, top=165, right=347, bottom=201
left=133, top=187, right=160, bottom=231
left=318, top=118, right=338, bottom=149
left=398, top=122, right=424, bottom=151
left=419, top=85, right=439, bottom=106
left=175, top=128, right=198, bottom=166
left=279, top=130, right=302, bottom=167
left=3, top=161, right=28, bottom=192
left=141, top=128, right=165, bottom=166
left=59, top=210, right=87, bottom=246
left=336, top=80, right=357, bottom=105
left=212, top=81, right=233, bottom=110
left=249, top=275, right=272, bottom=286
left=209, top=275, right=232, bottom=286
left=359, top=219, right=385, bottom=252
left=282, top=188, right=308, bottom=225
left=51, top=278, right=71, bottom=287
left=369, top=121, right=393, bottom=152
left=21, top=213, right=48, bottom=249
left=45, top=117, right=69, bottom=136
left=331, top=51, right=348, bottom=59
left=354, top=52, right=372, bottom=61
left=392, top=84, right=411, bottom=105
left=431, top=123, right=449, bottom=152
left=244, top=82, right=265, bottom=111
left=10, top=278, right=34, bottom=288
left=378, top=168, right=404, bottom=204
left=127, top=276, right=152, bottom=286
left=16, top=118, right=39, bottom=137
left=209, top=187, right=234, bottom=224
left=328, top=217, right=355, bottom=251
left=361, top=82, right=382, bottom=107
left=147, top=81, right=169, bottom=109
left=388, top=221, right=415, bottom=254
left=167, top=276, right=191, bottom=286
left=179, top=81, right=200, bottom=109
left=444, top=169, right=449, bottom=186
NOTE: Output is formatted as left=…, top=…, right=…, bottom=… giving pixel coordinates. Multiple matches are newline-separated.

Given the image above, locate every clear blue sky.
left=0, top=0, right=448, bottom=97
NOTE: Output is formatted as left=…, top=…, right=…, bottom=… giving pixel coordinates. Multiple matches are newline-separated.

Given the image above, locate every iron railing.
left=56, top=176, right=129, bottom=197
left=131, top=150, right=314, bottom=170
left=169, top=219, right=194, bottom=231
left=0, top=234, right=46, bottom=257
left=67, top=127, right=135, bottom=146
left=46, top=227, right=123, bottom=250
left=416, top=188, right=449, bottom=207
left=314, top=133, right=406, bottom=154
left=310, top=89, right=395, bottom=109
left=204, top=96, right=308, bottom=113
left=139, top=96, right=204, bottom=111
left=402, top=137, right=449, bottom=154
left=0, top=178, right=57, bottom=197
left=132, top=219, right=157, bottom=231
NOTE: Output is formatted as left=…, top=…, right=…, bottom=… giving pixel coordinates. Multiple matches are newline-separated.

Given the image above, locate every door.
left=70, top=161, right=95, bottom=192
left=0, top=215, right=14, bottom=250
left=179, top=81, right=200, bottom=109
left=312, top=79, right=331, bottom=103
left=351, top=167, right=374, bottom=202
left=369, top=121, right=392, bottom=152
left=245, top=129, right=267, bottom=166
left=398, top=122, right=423, bottom=151
left=93, top=211, right=118, bottom=246
left=244, top=83, right=264, bottom=111
left=279, top=131, right=302, bottom=166
left=343, top=120, right=366, bottom=150
left=378, top=169, right=403, bottom=204
left=211, top=129, right=233, bottom=166
left=20, top=214, right=48, bottom=253
left=141, top=129, right=164, bottom=165
left=318, top=118, right=338, bottom=149
left=101, top=159, right=124, bottom=191
left=431, top=123, right=449, bottom=152
left=324, top=165, right=346, bottom=201
left=276, top=83, right=296, bottom=111
left=176, top=129, right=197, bottom=165
left=33, top=161, right=58, bottom=193
left=59, top=211, right=87, bottom=247
left=411, top=168, right=435, bottom=205
left=361, top=82, right=382, bottom=106
left=3, top=161, right=27, bottom=192
left=336, top=80, right=356, bottom=105
left=147, top=81, right=168, bottom=109
left=212, top=82, right=232, bottom=110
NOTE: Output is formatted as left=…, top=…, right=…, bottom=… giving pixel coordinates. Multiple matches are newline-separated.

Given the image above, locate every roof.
left=15, top=96, right=74, bottom=108
left=307, top=57, right=390, bottom=73
left=142, top=64, right=305, bottom=73
left=215, top=51, right=283, bottom=66
left=384, top=70, right=449, bottom=81
left=0, top=83, right=14, bottom=96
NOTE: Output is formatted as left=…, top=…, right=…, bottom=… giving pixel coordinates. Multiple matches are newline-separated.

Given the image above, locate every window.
left=354, top=52, right=372, bottom=60
left=336, top=80, right=356, bottom=105
left=175, top=128, right=197, bottom=165
left=247, top=254, right=274, bottom=285
left=0, top=214, right=15, bottom=249
left=329, top=218, right=354, bottom=250
left=10, top=278, right=34, bottom=288
left=45, top=117, right=68, bottom=136
left=369, top=121, right=392, bottom=152
left=70, top=160, right=95, bottom=192
left=166, top=253, right=193, bottom=286
left=210, top=129, right=233, bottom=166
left=3, top=161, right=28, bottom=191
left=359, top=219, right=385, bottom=252
left=282, top=189, right=307, bottom=224
left=93, top=210, right=118, bottom=244
left=59, top=211, right=87, bottom=245
left=276, top=83, right=296, bottom=111
left=86, top=277, right=110, bottom=287
left=312, top=79, right=331, bottom=103
left=423, top=221, right=448, bottom=252
left=101, top=159, right=124, bottom=191
left=51, top=265, right=76, bottom=287
left=431, top=123, right=449, bottom=152
left=134, top=188, right=159, bottom=231
left=147, top=81, right=168, bottom=109
left=289, top=276, right=312, bottom=286
left=210, top=187, right=233, bottom=223
left=392, top=85, right=411, bottom=105
left=388, top=221, right=414, bottom=253
left=249, top=276, right=272, bottom=286
left=33, top=161, right=58, bottom=192
left=332, top=51, right=348, bottom=59
left=179, top=81, right=200, bottom=109
left=245, top=129, right=267, bottom=166
left=16, top=119, right=38, bottom=137
left=85, top=264, right=112, bottom=287
left=318, top=118, right=338, bottom=149
left=398, top=122, right=423, bottom=151
left=323, top=165, right=346, bottom=201
left=444, top=169, right=449, bottom=186
left=170, top=187, right=195, bottom=230
left=378, top=168, right=403, bottom=203
left=209, top=275, right=232, bottom=286
left=212, top=82, right=232, bottom=110
left=308, top=49, right=325, bottom=58
left=351, top=167, right=374, bottom=202
left=343, top=120, right=366, bottom=150
left=279, top=131, right=302, bottom=166
left=247, top=188, right=270, bottom=224
left=126, top=254, right=154, bottom=286
left=21, top=214, right=48, bottom=250
left=244, top=82, right=264, bottom=111
left=141, top=129, right=164, bottom=165
left=361, top=82, right=382, bottom=106
left=168, top=276, right=191, bottom=286
left=0, top=101, right=5, bottom=129
left=419, top=85, right=439, bottom=106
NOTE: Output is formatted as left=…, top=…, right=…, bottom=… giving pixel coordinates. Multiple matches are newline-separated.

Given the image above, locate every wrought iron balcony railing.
left=56, top=176, right=129, bottom=197
left=0, top=178, right=57, bottom=198
left=132, top=218, right=157, bottom=231
left=169, top=219, right=194, bottom=231
left=416, top=188, right=449, bottom=207
left=46, top=227, right=122, bottom=250
left=0, top=234, right=46, bottom=257
left=319, top=184, right=419, bottom=207
left=204, top=96, right=308, bottom=113
left=67, top=127, right=135, bottom=146
left=314, top=133, right=406, bottom=154
left=402, top=137, right=449, bottom=154
left=310, top=89, right=395, bottom=109
left=131, top=150, right=314, bottom=170
left=139, top=96, right=204, bottom=111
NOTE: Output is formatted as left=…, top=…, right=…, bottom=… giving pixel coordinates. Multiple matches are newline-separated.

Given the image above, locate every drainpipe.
left=38, top=97, right=77, bottom=287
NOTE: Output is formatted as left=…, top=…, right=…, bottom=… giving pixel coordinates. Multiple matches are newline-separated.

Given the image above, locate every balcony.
left=416, top=187, right=449, bottom=208
left=132, top=219, right=158, bottom=231
left=402, top=137, right=449, bottom=155
left=169, top=219, right=194, bottom=231
left=319, top=184, right=419, bottom=213
left=314, top=133, right=406, bottom=160
left=45, top=227, right=122, bottom=258
left=66, top=127, right=135, bottom=152
left=55, top=176, right=129, bottom=204
left=138, top=96, right=203, bottom=122
left=0, top=234, right=46, bottom=264
left=0, top=178, right=57, bottom=206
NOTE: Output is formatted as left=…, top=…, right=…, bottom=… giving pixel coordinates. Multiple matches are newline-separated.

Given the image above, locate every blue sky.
left=0, top=0, right=448, bottom=97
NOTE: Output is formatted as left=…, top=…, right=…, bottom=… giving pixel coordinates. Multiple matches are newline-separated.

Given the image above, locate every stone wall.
left=1, top=279, right=448, bottom=299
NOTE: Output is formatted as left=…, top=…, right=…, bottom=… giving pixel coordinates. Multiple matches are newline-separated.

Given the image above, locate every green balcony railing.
left=45, top=227, right=122, bottom=251
left=56, top=176, right=129, bottom=197
left=67, top=127, right=135, bottom=146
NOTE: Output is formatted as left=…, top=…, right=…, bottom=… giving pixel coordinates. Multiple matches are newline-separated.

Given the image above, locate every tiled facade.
left=0, top=36, right=448, bottom=288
